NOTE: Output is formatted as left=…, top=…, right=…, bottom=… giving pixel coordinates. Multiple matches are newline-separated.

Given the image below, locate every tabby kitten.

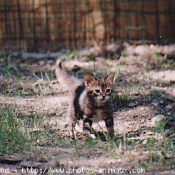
left=55, top=60, right=115, bottom=139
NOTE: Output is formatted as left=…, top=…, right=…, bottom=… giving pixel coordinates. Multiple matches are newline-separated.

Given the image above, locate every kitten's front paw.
left=90, top=134, right=96, bottom=139
left=83, top=131, right=96, bottom=140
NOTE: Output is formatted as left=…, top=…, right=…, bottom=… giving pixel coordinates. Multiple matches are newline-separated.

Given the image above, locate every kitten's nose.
left=102, top=95, right=105, bottom=99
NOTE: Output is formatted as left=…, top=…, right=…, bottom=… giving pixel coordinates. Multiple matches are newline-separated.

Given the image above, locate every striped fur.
left=55, top=60, right=115, bottom=139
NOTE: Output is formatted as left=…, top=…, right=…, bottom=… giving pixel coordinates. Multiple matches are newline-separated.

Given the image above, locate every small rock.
left=151, top=100, right=159, bottom=107
left=166, top=104, right=173, bottom=109
left=39, top=60, right=45, bottom=66
left=90, top=134, right=96, bottom=139
left=141, top=118, right=145, bottom=123
left=167, top=112, right=173, bottom=116
left=151, top=115, right=166, bottom=126
left=143, top=140, right=148, bottom=145
left=159, top=100, right=164, bottom=104
left=128, top=101, right=138, bottom=107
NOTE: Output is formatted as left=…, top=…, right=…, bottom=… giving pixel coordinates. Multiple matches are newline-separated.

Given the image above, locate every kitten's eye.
left=94, top=89, right=101, bottom=94
left=106, top=88, right=111, bottom=94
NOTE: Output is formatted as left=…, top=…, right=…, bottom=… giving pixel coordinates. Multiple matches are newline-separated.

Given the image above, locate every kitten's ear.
left=106, top=73, right=115, bottom=84
left=84, top=74, right=95, bottom=86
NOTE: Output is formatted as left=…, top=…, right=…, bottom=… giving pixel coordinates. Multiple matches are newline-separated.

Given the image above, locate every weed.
left=140, top=120, right=175, bottom=170
left=154, top=53, right=166, bottom=67
left=85, top=134, right=126, bottom=158
left=152, top=121, right=166, bottom=133
left=32, top=73, right=47, bottom=96
left=3, top=54, right=12, bottom=77
left=87, top=138, right=99, bottom=148
left=113, top=93, right=131, bottom=107
left=0, top=107, right=27, bottom=154
left=18, top=113, right=45, bottom=142
left=2, top=54, right=21, bottom=77
left=61, top=51, right=78, bottom=62
left=0, top=106, right=46, bottom=155
left=114, top=59, right=126, bottom=82
left=32, top=70, right=55, bottom=96
left=45, top=71, right=53, bottom=83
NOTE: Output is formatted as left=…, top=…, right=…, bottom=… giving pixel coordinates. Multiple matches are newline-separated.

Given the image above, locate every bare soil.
left=0, top=44, right=175, bottom=175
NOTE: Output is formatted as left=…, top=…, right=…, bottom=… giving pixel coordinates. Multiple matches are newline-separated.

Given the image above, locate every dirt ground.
left=0, top=44, right=175, bottom=175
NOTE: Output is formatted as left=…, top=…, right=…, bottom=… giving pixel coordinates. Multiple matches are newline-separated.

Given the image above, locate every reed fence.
left=0, top=0, right=175, bottom=52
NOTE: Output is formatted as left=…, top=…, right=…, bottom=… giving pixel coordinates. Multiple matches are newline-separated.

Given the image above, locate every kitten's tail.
left=55, top=59, right=80, bottom=89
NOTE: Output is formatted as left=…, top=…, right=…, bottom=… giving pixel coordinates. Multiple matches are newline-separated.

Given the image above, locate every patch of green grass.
left=18, top=113, right=45, bottom=142
left=32, top=70, right=55, bottom=97
left=0, top=107, right=46, bottom=155
left=45, top=71, right=54, bottom=83
left=0, top=107, right=27, bottom=154
left=2, top=54, right=22, bottom=78
left=16, top=87, right=29, bottom=96
left=113, top=93, right=131, bottom=107
left=2, top=54, right=12, bottom=77
left=86, top=137, right=99, bottom=148
left=83, top=134, right=126, bottom=158
left=140, top=120, right=175, bottom=170
left=151, top=121, right=166, bottom=133
left=154, top=53, right=167, bottom=68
